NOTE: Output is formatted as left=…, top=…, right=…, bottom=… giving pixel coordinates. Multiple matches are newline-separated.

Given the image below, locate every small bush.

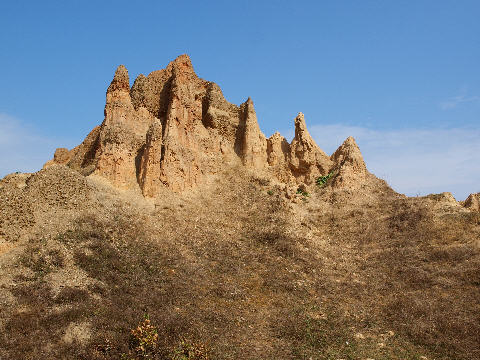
left=316, top=171, right=334, bottom=187
left=296, top=188, right=309, bottom=197
left=128, top=317, right=159, bottom=359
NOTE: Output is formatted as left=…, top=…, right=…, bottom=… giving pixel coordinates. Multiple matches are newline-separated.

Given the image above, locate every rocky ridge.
left=42, top=54, right=480, bottom=209
left=44, top=55, right=369, bottom=196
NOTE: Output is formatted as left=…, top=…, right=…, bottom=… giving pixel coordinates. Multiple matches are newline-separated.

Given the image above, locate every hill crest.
left=44, top=55, right=370, bottom=195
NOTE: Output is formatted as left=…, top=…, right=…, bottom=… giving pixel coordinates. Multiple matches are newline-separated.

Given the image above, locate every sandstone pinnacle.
left=107, top=64, right=130, bottom=93
left=289, top=112, right=332, bottom=184
left=267, top=132, right=289, bottom=167
left=330, top=136, right=368, bottom=188
left=240, top=97, right=268, bottom=168
left=45, top=55, right=371, bottom=195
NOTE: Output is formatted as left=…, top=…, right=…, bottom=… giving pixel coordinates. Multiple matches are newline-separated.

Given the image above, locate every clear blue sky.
left=1, top=0, right=479, bottom=199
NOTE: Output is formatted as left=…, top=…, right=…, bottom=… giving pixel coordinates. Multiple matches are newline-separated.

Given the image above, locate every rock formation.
left=288, top=112, right=333, bottom=185
left=45, top=54, right=372, bottom=196
left=330, top=136, right=368, bottom=188
left=464, top=193, right=480, bottom=211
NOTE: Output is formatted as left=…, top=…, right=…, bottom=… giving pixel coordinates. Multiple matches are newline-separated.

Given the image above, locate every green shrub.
left=316, top=172, right=334, bottom=187
left=296, top=188, right=309, bottom=197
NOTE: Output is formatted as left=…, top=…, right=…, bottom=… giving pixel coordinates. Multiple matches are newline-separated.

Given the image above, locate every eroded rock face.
left=464, top=193, right=480, bottom=211
left=45, top=54, right=370, bottom=196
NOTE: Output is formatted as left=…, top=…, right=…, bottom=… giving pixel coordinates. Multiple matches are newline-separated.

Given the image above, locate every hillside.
left=0, top=55, right=479, bottom=360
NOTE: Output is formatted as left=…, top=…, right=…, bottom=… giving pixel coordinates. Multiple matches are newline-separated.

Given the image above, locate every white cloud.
left=306, top=124, right=480, bottom=200
left=0, top=113, right=71, bottom=177
left=440, top=94, right=480, bottom=110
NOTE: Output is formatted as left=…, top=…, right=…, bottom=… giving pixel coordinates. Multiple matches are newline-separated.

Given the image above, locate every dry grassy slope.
left=0, top=165, right=479, bottom=359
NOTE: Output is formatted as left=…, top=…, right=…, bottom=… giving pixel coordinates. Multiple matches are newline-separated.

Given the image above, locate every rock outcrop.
left=289, top=113, right=333, bottom=185
left=240, top=98, right=268, bottom=169
left=464, top=193, right=480, bottom=211
left=330, top=136, right=368, bottom=188
left=45, top=55, right=371, bottom=196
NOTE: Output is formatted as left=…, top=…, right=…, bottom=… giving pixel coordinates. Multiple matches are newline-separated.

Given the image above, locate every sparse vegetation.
left=296, top=188, right=309, bottom=197
left=316, top=171, right=334, bottom=187
left=1, top=170, right=479, bottom=359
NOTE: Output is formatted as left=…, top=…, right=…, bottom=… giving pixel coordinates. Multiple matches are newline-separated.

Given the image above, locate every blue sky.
left=1, top=0, right=479, bottom=199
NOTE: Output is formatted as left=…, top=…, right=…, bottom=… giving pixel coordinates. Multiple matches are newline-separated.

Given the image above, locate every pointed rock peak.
left=296, top=112, right=305, bottom=121
left=293, top=112, right=315, bottom=143
left=115, top=64, right=128, bottom=74
left=269, top=131, right=284, bottom=140
left=342, top=136, right=361, bottom=150
left=167, top=54, right=195, bottom=74
left=130, top=74, right=149, bottom=110
left=241, top=97, right=256, bottom=116
left=108, top=64, right=130, bottom=92
left=289, top=112, right=331, bottom=182
left=294, top=112, right=308, bottom=135
left=334, top=136, right=362, bottom=156
left=134, top=73, right=146, bottom=83
left=344, top=136, right=356, bottom=146
left=331, top=136, right=366, bottom=169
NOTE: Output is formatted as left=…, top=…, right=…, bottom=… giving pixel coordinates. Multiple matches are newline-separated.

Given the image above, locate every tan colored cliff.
left=44, top=54, right=372, bottom=196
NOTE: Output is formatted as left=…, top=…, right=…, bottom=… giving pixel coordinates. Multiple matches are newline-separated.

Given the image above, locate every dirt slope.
left=0, top=55, right=479, bottom=359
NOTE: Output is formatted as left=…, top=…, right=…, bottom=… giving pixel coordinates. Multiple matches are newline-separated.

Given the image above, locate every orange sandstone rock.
left=45, top=55, right=369, bottom=196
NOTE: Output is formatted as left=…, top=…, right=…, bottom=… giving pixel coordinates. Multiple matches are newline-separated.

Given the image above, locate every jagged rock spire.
left=289, top=112, right=332, bottom=184
left=107, top=65, right=130, bottom=93
left=240, top=98, right=267, bottom=168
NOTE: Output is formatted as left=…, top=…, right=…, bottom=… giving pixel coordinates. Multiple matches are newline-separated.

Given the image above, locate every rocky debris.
left=45, top=54, right=372, bottom=196
left=0, top=172, right=30, bottom=190
left=0, top=166, right=91, bottom=241
left=0, top=174, right=34, bottom=242
left=464, top=193, right=480, bottom=211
